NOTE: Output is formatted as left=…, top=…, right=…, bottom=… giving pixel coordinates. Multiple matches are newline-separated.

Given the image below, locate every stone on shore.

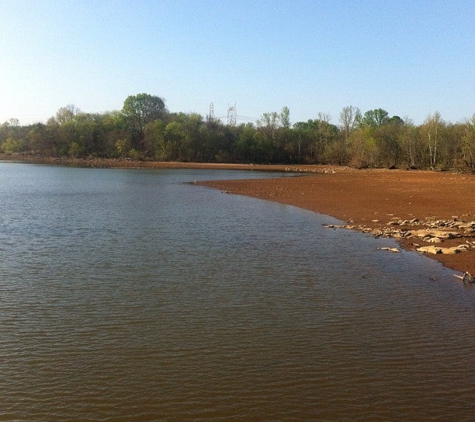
left=417, top=244, right=470, bottom=255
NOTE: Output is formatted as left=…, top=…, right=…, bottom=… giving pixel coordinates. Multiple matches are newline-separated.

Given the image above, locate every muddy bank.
left=201, top=168, right=475, bottom=276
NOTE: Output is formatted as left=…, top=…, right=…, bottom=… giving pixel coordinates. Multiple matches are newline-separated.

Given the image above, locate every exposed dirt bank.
left=3, top=156, right=474, bottom=276
left=201, top=168, right=475, bottom=276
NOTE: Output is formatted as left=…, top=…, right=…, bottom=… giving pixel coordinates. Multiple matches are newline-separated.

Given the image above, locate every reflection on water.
left=1, top=163, right=474, bottom=421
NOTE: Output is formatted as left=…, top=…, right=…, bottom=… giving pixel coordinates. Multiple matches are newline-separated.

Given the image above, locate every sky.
left=1, top=0, right=474, bottom=126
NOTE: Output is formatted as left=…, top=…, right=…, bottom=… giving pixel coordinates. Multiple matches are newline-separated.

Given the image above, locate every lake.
left=1, top=162, right=474, bottom=421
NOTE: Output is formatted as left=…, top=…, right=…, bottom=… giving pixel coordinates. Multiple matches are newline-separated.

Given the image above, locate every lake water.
left=1, top=162, right=474, bottom=421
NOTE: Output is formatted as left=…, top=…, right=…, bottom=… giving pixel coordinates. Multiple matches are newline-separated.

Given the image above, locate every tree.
left=8, top=118, right=20, bottom=127
left=122, top=93, right=167, bottom=148
left=374, top=123, right=403, bottom=168
left=144, top=119, right=167, bottom=159
left=388, top=115, right=404, bottom=126
left=360, top=108, right=390, bottom=128
left=348, top=126, right=377, bottom=168
left=259, top=112, right=280, bottom=136
left=339, top=105, right=361, bottom=142
left=257, top=111, right=282, bottom=161
left=460, top=114, right=475, bottom=172
left=280, top=106, right=291, bottom=129
left=235, top=124, right=257, bottom=162
left=55, top=104, right=81, bottom=125
left=421, top=111, right=444, bottom=170
left=397, top=119, right=421, bottom=168
left=313, top=113, right=338, bottom=163
left=1, top=137, right=23, bottom=154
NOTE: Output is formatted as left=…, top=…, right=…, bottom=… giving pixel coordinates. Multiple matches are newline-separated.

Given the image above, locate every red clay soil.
left=201, top=168, right=475, bottom=275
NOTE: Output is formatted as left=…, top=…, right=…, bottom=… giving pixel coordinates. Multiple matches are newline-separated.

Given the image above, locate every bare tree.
left=55, top=104, right=81, bottom=125
left=421, top=111, right=444, bottom=170
left=339, top=106, right=360, bottom=143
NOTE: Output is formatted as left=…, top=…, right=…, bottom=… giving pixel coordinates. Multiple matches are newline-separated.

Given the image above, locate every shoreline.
left=2, top=155, right=474, bottom=276
left=0, top=154, right=341, bottom=173
left=200, top=169, right=475, bottom=277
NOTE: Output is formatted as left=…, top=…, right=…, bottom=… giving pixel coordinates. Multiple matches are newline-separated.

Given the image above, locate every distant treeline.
left=2, top=93, right=475, bottom=172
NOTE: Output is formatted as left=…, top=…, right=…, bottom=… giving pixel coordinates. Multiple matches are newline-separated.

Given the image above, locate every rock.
left=441, top=247, right=461, bottom=255
left=458, top=222, right=475, bottom=229
left=419, top=245, right=470, bottom=255
left=412, top=229, right=459, bottom=239
left=323, top=224, right=347, bottom=229
left=379, top=247, right=400, bottom=253
left=417, top=246, right=442, bottom=254
left=432, top=230, right=459, bottom=239
left=425, top=237, right=443, bottom=243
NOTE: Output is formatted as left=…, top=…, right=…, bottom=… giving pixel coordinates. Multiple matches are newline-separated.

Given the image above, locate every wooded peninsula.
left=2, top=93, right=475, bottom=173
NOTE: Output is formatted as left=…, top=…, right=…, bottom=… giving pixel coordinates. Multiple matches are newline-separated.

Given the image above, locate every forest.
left=1, top=93, right=475, bottom=173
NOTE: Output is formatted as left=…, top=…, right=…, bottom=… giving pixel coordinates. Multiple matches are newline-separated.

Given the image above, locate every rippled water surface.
left=1, top=162, right=475, bottom=421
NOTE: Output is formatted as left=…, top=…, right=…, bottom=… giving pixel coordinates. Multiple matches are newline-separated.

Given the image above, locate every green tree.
left=122, top=93, right=167, bottom=149
left=101, top=111, right=128, bottom=157
left=293, top=116, right=338, bottom=163
left=374, top=123, right=403, bottom=168
left=460, top=115, right=475, bottom=172
left=280, top=106, right=291, bottom=129
left=361, top=108, right=390, bottom=128
left=313, top=113, right=338, bottom=163
left=1, top=137, right=23, bottom=154
left=200, top=120, right=229, bottom=162
left=144, top=119, right=166, bottom=159
left=348, top=126, right=377, bottom=168
left=235, top=124, right=257, bottom=162
left=257, top=111, right=281, bottom=161
left=397, top=119, right=421, bottom=168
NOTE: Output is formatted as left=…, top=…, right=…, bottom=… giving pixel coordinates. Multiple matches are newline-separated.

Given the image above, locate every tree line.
left=1, top=93, right=475, bottom=172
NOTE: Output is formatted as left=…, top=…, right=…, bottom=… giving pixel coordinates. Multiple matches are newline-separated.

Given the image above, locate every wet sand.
left=201, top=167, right=475, bottom=276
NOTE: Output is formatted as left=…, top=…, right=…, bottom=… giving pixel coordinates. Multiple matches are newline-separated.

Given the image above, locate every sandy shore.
left=3, top=156, right=474, bottom=276
left=0, top=155, right=319, bottom=172
left=201, top=168, right=475, bottom=276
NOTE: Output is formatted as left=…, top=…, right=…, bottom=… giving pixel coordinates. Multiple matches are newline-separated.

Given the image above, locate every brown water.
left=1, top=163, right=474, bottom=421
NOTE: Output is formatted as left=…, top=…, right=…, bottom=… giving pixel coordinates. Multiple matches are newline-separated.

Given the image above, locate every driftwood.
left=453, top=272, right=475, bottom=284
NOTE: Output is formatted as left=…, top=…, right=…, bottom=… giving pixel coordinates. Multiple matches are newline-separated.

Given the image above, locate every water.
left=1, top=162, right=474, bottom=421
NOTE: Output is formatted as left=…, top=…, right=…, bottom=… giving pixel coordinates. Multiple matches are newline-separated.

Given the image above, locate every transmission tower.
left=208, top=103, right=215, bottom=121
left=227, top=102, right=236, bottom=126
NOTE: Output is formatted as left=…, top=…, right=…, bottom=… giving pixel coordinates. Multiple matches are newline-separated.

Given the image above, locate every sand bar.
left=3, top=156, right=474, bottom=276
left=201, top=167, right=475, bottom=276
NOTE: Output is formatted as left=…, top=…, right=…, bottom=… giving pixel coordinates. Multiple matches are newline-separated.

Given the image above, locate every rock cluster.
left=323, top=217, right=475, bottom=256
left=284, top=166, right=338, bottom=174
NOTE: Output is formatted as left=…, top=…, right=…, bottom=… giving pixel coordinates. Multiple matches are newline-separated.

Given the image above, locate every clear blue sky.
left=1, top=0, right=474, bottom=126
